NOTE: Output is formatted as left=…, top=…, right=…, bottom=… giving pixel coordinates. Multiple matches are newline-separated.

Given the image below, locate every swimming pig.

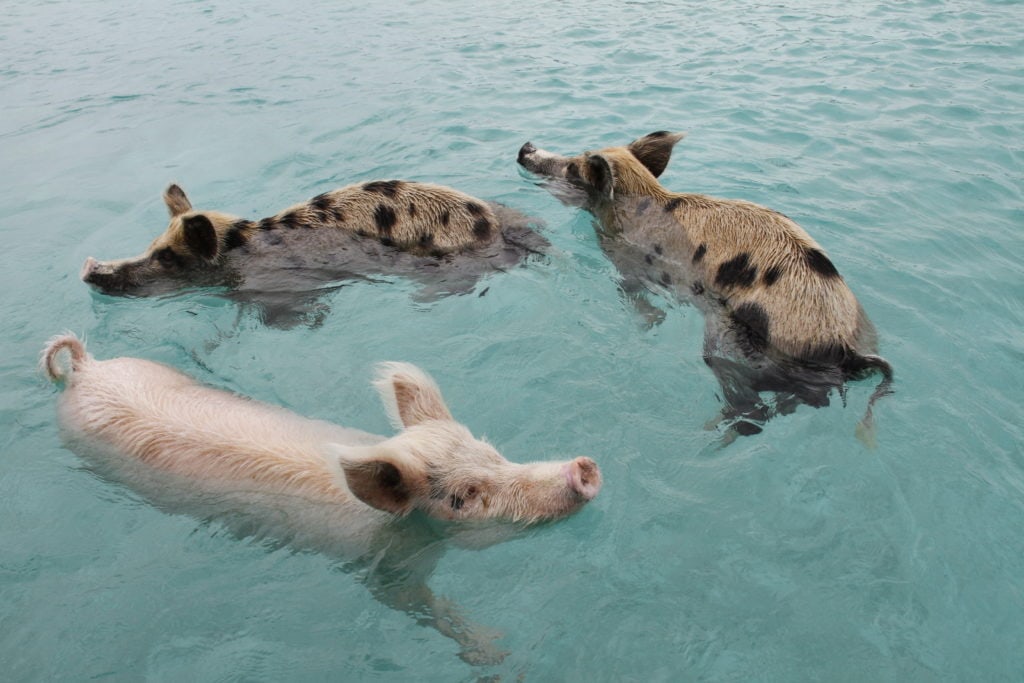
left=518, top=132, right=892, bottom=442
left=41, top=334, right=599, bottom=664
left=82, top=181, right=547, bottom=326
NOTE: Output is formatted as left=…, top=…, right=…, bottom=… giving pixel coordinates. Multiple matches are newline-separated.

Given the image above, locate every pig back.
left=56, top=356, right=391, bottom=538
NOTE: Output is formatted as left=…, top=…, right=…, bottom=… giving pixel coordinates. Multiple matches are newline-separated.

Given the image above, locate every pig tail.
left=40, top=333, right=87, bottom=381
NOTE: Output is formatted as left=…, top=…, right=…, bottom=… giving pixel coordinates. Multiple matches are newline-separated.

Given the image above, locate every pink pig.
left=41, top=334, right=600, bottom=664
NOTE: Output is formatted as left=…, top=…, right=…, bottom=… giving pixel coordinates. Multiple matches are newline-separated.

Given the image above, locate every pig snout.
left=81, top=257, right=120, bottom=285
left=81, top=257, right=100, bottom=281
left=517, top=142, right=537, bottom=165
left=81, top=256, right=137, bottom=295
left=564, top=456, right=601, bottom=500
left=81, top=256, right=116, bottom=290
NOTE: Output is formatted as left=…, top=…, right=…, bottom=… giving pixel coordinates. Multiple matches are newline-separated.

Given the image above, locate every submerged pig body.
left=41, top=334, right=600, bottom=663
left=41, top=335, right=599, bottom=543
left=81, top=181, right=547, bottom=313
left=519, top=132, right=892, bottom=439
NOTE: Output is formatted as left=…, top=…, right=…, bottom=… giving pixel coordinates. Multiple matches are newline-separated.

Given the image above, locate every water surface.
left=2, top=1, right=1023, bottom=680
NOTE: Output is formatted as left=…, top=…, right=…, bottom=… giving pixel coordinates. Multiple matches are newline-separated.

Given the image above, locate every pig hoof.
left=732, top=420, right=763, bottom=436
left=458, top=641, right=509, bottom=666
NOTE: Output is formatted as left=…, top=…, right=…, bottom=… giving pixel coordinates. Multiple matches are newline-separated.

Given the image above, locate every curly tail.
left=40, top=333, right=89, bottom=382
left=854, top=354, right=894, bottom=448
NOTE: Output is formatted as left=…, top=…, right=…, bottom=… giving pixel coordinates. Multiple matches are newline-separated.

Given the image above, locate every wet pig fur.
left=81, top=180, right=547, bottom=325
left=41, top=334, right=600, bottom=664
left=518, top=131, right=892, bottom=441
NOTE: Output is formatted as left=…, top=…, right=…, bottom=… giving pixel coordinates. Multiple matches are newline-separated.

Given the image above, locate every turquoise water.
left=3, top=0, right=1023, bottom=679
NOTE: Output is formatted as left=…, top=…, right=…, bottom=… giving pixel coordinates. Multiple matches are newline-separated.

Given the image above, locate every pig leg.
left=598, top=234, right=668, bottom=329
left=400, top=583, right=508, bottom=666
left=618, top=277, right=667, bottom=329
left=354, top=535, right=508, bottom=666
left=703, top=356, right=769, bottom=437
left=362, top=570, right=508, bottom=665
left=224, top=287, right=343, bottom=329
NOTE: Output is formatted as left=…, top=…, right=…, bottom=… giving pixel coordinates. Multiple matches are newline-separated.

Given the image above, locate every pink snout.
left=81, top=257, right=100, bottom=281
left=564, top=456, right=602, bottom=501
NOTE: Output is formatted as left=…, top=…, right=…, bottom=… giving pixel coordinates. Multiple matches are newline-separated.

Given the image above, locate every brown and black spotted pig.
left=519, top=132, right=892, bottom=442
left=82, top=180, right=546, bottom=323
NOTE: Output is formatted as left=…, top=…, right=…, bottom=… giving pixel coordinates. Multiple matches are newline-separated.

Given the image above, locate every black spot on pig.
left=440, top=210, right=450, bottom=227
left=693, top=243, right=706, bottom=264
left=660, top=271, right=672, bottom=286
left=664, top=197, right=683, bottom=212
left=715, top=253, right=757, bottom=289
left=363, top=180, right=403, bottom=198
left=644, top=253, right=654, bottom=265
left=419, top=233, right=434, bottom=248
left=763, top=265, right=782, bottom=286
left=374, top=204, right=397, bottom=233
left=311, top=193, right=334, bottom=212
left=805, top=247, right=840, bottom=279
left=408, top=203, right=417, bottom=217
left=309, top=195, right=333, bottom=223
left=731, top=302, right=770, bottom=354
left=278, top=212, right=300, bottom=230
left=473, top=217, right=492, bottom=240
left=654, top=244, right=663, bottom=255
left=259, top=218, right=276, bottom=231
left=225, top=221, right=251, bottom=251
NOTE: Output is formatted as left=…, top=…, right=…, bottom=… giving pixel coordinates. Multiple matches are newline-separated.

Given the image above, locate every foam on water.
left=2, top=0, right=1022, bottom=679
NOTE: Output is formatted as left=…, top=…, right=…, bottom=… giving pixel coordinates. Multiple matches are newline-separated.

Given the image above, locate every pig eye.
left=154, top=248, right=180, bottom=267
left=449, top=486, right=478, bottom=511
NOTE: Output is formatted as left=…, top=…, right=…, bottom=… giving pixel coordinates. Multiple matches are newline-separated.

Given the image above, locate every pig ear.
left=627, top=131, right=686, bottom=178
left=164, top=184, right=193, bottom=217
left=374, top=362, right=454, bottom=430
left=182, top=214, right=219, bottom=260
left=329, top=444, right=417, bottom=515
left=586, top=154, right=616, bottom=199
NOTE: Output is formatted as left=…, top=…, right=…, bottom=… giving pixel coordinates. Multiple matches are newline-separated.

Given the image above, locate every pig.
left=41, top=333, right=600, bottom=664
left=518, top=132, right=893, bottom=443
left=82, top=181, right=548, bottom=326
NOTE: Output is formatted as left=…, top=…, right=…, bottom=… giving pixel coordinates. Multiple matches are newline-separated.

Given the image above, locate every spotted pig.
left=519, top=132, right=892, bottom=441
left=82, top=180, right=546, bottom=324
left=41, top=333, right=599, bottom=663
